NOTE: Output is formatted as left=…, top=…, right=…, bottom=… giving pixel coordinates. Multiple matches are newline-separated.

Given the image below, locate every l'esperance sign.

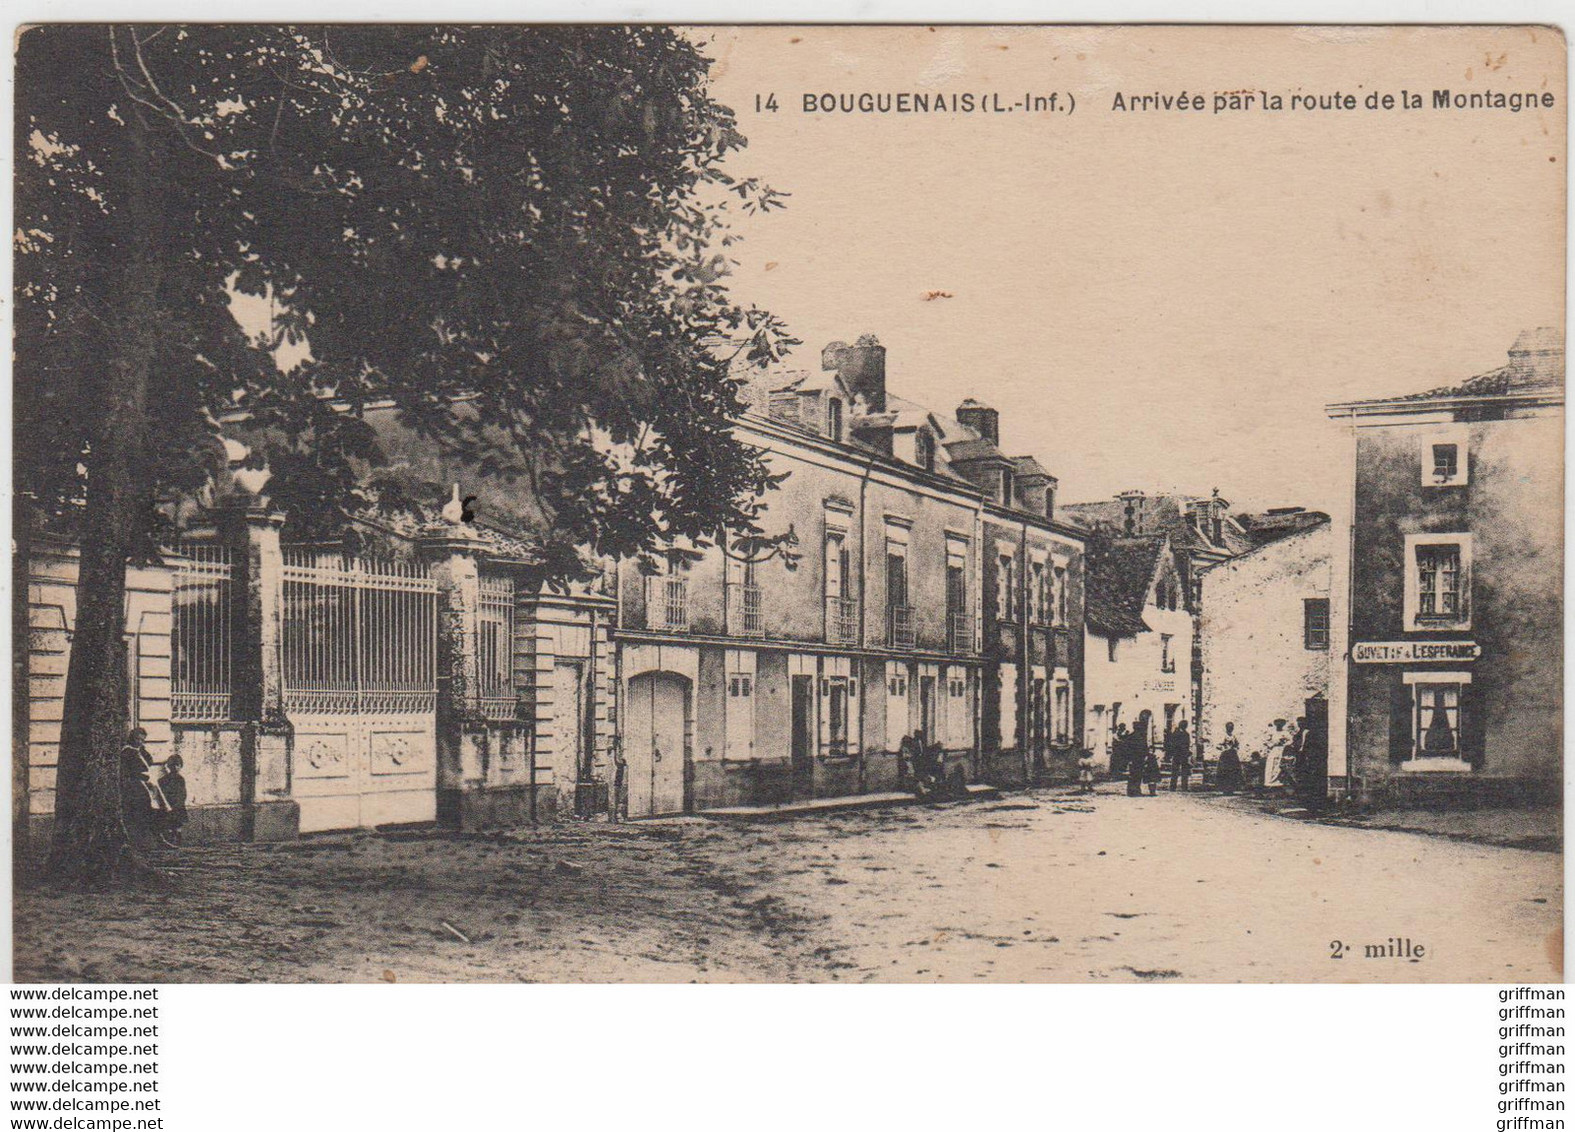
left=1352, top=641, right=1482, bottom=663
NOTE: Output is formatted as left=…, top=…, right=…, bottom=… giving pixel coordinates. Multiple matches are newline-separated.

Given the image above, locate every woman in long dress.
left=1263, top=719, right=1291, bottom=790
left=1215, top=722, right=1243, bottom=794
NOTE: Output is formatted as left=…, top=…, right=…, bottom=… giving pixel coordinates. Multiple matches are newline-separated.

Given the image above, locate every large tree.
left=16, top=25, right=794, bottom=885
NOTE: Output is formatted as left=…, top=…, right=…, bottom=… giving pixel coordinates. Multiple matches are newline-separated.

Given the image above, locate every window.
left=1054, top=566, right=1068, bottom=624
left=1107, top=637, right=1119, bottom=663
left=916, top=430, right=936, bottom=472
left=825, top=532, right=855, bottom=643
left=997, top=554, right=1017, bottom=621
left=1304, top=598, right=1330, bottom=650
left=1001, top=469, right=1015, bottom=506
left=1161, top=633, right=1175, bottom=673
left=1415, top=684, right=1459, bottom=756
left=887, top=544, right=913, bottom=647
left=827, top=398, right=843, bottom=442
left=1030, top=561, right=1046, bottom=623
left=825, top=678, right=850, bottom=757
left=1404, top=534, right=1471, bottom=629
left=1420, top=426, right=1469, bottom=486
left=1417, top=545, right=1461, bottom=618
left=1413, top=682, right=1461, bottom=758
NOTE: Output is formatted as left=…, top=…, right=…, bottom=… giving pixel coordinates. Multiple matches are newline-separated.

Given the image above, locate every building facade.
left=18, top=334, right=1088, bottom=839
left=1326, top=328, right=1563, bottom=804
left=1081, top=534, right=1193, bottom=772
left=1196, top=519, right=1333, bottom=765
left=611, top=336, right=1086, bottom=814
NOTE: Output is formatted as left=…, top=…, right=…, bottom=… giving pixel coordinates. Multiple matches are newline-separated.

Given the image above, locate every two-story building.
left=945, top=401, right=1085, bottom=785
left=1080, top=533, right=1193, bottom=773
left=1325, top=328, right=1563, bottom=805
left=611, top=335, right=1085, bottom=815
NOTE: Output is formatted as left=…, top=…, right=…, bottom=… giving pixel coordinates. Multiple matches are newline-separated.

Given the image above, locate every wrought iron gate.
left=282, top=552, right=438, bottom=832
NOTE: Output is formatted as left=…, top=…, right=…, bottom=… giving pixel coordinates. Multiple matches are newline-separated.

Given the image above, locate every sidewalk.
left=1203, top=788, right=1562, bottom=853
left=701, top=783, right=1000, bottom=822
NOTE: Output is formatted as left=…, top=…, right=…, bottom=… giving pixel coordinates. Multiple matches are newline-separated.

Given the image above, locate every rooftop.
left=1329, top=327, right=1565, bottom=410
left=1084, top=534, right=1169, bottom=637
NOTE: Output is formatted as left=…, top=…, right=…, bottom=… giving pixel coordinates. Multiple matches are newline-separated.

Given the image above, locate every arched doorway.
left=625, top=672, right=690, bottom=817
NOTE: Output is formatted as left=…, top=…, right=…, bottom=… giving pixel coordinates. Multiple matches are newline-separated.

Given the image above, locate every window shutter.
left=1388, top=679, right=1413, bottom=764
left=1461, top=681, right=1486, bottom=770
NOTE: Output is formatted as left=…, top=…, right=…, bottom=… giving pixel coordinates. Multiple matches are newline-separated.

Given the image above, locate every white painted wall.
left=1083, top=604, right=1194, bottom=770
left=1197, top=523, right=1333, bottom=762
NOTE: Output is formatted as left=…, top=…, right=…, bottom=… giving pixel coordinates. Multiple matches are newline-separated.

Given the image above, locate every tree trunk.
left=47, top=105, right=162, bottom=888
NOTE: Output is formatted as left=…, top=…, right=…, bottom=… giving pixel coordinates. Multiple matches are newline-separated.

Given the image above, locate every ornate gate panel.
left=283, top=553, right=438, bottom=832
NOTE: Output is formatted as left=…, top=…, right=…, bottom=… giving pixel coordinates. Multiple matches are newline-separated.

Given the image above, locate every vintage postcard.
left=11, top=23, right=1564, bottom=984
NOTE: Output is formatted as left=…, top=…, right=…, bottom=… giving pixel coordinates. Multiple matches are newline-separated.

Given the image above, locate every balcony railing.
left=947, top=610, right=973, bottom=655
left=733, top=583, right=764, bottom=637
left=826, top=596, right=859, bottom=645
left=888, top=603, right=916, bottom=649
left=646, top=577, right=689, bottom=632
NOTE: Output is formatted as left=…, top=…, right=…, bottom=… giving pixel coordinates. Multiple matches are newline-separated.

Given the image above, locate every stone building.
left=1080, top=533, right=1193, bottom=773
left=612, top=335, right=1086, bottom=814
left=949, top=403, right=1085, bottom=785
left=1325, top=328, right=1563, bottom=804
left=1196, top=518, right=1333, bottom=765
left=17, top=333, right=1086, bottom=838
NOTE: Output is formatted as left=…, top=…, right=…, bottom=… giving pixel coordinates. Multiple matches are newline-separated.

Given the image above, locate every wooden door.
left=790, top=675, right=815, bottom=799
left=551, top=662, right=584, bottom=806
left=626, top=672, right=688, bottom=817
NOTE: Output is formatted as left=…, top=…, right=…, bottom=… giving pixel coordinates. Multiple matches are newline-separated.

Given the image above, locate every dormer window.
left=915, top=429, right=936, bottom=472
left=827, top=398, right=843, bottom=442
left=1001, top=469, right=1015, bottom=505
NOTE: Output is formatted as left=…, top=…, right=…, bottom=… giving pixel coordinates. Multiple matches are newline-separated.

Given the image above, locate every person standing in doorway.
left=1167, top=721, right=1192, bottom=792
left=1120, top=726, right=1143, bottom=797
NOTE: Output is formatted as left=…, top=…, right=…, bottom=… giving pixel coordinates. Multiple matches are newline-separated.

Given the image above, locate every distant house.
left=1061, top=490, right=1256, bottom=609
left=1197, top=519, right=1333, bottom=767
left=1064, top=490, right=1321, bottom=762
left=1081, top=533, right=1192, bottom=773
left=1325, top=328, right=1563, bottom=804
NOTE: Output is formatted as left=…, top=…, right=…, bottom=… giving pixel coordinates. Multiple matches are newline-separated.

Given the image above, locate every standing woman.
left=1216, top=722, right=1243, bottom=794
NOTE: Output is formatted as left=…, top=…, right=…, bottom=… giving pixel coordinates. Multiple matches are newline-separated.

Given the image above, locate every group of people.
left=1216, top=717, right=1316, bottom=795
left=1079, top=716, right=1318, bottom=800
left=119, top=727, right=188, bottom=848
left=1109, top=719, right=1195, bottom=797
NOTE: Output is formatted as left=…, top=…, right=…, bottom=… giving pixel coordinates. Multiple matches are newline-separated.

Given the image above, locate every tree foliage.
left=17, top=24, right=795, bottom=564
left=15, top=25, right=795, bottom=882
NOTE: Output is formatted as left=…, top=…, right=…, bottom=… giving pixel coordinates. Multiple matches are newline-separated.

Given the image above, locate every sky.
left=691, top=25, right=1565, bottom=514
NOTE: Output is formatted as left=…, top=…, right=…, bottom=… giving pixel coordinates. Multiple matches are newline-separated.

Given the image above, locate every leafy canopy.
left=16, top=25, right=796, bottom=575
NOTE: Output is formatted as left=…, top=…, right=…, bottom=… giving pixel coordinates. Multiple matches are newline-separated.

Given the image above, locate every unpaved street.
left=15, top=787, right=1562, bottom=983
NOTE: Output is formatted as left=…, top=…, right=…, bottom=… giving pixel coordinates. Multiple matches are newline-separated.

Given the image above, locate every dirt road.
left=14, top=786, right=1561, bottom=983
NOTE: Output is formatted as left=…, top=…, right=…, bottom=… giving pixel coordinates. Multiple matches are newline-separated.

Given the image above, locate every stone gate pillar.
left=217, top=495, right=297, bottom=841
left=420, top=526, right=489, bottom=825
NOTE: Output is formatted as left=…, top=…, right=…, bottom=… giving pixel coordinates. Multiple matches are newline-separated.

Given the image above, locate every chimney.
left=1506, top=327, right=1565, bottom=391
left=956, top=398, right=999, bottom=445
left=822, top=334, right=887, bottom=413
left=1117, top=490, right=1146, bottom=536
